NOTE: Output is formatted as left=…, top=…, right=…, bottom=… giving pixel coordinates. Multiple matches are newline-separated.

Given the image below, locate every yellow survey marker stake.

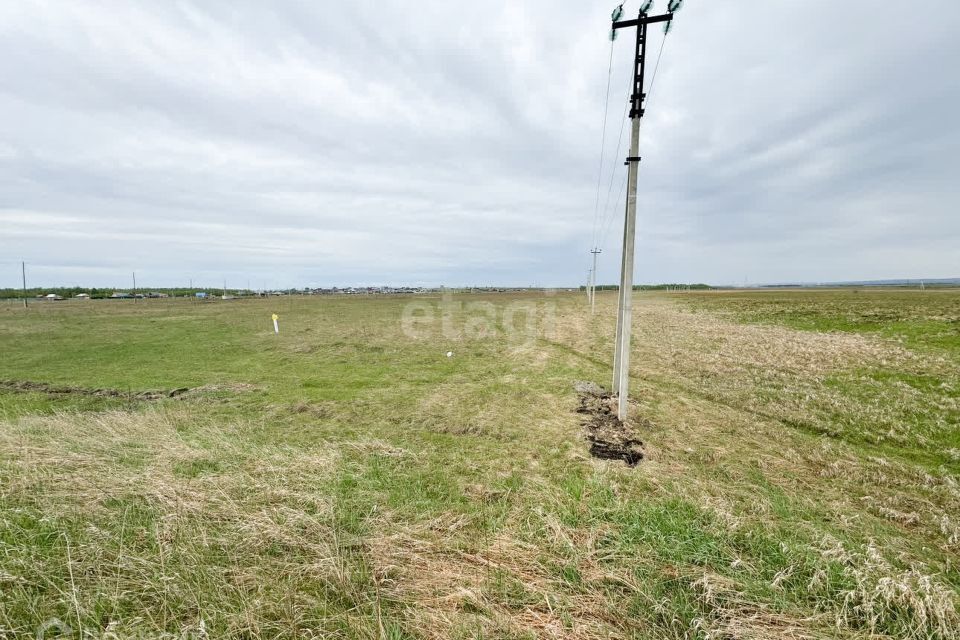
left=272, top=313, right=279, bottom=334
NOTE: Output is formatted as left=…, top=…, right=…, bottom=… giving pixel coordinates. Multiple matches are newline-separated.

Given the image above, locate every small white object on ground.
left=446, top=351, right=453, bottom=358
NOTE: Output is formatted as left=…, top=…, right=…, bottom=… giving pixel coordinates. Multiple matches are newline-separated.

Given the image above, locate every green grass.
left=678, top=289, right=960, bottom=464
left=0, top=291, right=958, bottom=638
left=681, top=289, right=960, bottom=355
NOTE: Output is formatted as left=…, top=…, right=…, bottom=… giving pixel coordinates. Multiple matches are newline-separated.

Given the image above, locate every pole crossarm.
left=612, top=12, right=673, bottom=30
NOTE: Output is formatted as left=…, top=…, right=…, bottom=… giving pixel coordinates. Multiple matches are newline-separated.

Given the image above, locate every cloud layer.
left=2, top=1, right=958, bottom=288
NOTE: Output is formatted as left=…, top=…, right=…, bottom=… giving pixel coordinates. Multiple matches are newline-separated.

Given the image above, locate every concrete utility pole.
left=21, top=261, right=28, bottom=309
left=590, top=248, right=602, bottom=314
left=132, top=271, right=137, bottom=302
left=610, top=1, right=679, bottom=420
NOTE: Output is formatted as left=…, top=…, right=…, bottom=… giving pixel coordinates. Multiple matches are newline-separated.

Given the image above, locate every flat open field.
left=1, top=290, right=958, bottom=639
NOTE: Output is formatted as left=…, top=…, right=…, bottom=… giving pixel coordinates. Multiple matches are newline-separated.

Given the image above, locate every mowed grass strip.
left=0, top=292, right=957, bottom=638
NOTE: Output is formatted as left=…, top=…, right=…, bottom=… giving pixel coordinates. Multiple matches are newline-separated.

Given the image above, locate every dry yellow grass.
left=1, top=291, right=957, bottom=638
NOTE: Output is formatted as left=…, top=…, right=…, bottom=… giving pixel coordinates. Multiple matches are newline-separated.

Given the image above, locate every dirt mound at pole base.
left=574, top=380, right=645, bottom=466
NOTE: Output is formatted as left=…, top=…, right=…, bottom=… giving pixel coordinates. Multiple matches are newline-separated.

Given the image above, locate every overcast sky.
left=1, top=1, right=958, bottom=289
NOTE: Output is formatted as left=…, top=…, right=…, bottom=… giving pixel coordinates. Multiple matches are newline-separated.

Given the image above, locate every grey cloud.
left=1, top=0, right=958, bottom=288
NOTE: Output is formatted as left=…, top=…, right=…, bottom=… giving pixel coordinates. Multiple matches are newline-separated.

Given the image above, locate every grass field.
left=1, top=290, right=958, bottom=639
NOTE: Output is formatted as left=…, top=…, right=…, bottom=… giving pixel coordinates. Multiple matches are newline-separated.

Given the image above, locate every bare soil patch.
left=0, top=379, right=258, bottom=401
left=574, top=381, right=644, bottom=466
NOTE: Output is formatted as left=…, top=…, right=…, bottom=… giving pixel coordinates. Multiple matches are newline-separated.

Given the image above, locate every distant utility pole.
left=590, top=248, right=602, bottom=314
left=610, top=1, right=681, bottom=421
left=21, top=261, right=28, bottom=309
left=132, top=271, right=138, bottom=302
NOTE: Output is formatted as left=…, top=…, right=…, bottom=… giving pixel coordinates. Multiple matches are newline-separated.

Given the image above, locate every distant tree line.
left=580, top=283, right=713, bottom=292
left=0, top=287, right=246, bottom=299
left=0, top=287, right=112, bottom=299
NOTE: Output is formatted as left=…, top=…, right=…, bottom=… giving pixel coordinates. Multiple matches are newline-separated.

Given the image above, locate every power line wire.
left=598, top=98, right=630, bottom=243
left=600, top=170, right=629, bottom=249
left=589, top=38, right=617, bottom=251
left=597, top=31, right=670, bottom=251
